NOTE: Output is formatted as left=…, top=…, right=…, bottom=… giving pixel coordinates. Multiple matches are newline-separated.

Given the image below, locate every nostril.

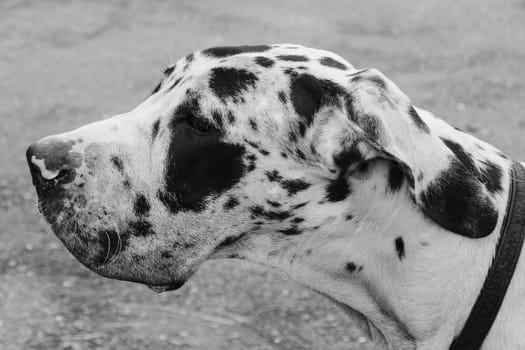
left=30, top=155, right=61, bottom=180
left=26, top=140, right=82, bottom=189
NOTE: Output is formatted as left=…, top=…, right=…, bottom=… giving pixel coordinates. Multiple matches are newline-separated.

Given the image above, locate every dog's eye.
left=184, top=116, right=218, bottom=134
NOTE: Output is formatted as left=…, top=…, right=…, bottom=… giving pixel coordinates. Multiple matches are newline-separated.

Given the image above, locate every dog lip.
left=147, top=279, right=186, bottom=293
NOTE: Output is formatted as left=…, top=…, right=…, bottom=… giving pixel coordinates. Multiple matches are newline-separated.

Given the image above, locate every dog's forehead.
left=148, top=44, right=359, bottom=151
left=157, top=44, right=354, bottom=107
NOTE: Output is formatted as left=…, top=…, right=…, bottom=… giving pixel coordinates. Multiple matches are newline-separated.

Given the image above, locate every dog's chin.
left=147, top=280, right=186, bottom=293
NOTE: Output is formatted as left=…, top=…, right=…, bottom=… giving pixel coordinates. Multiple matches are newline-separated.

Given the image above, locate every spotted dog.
left=27, top=45, right=525, bottom=349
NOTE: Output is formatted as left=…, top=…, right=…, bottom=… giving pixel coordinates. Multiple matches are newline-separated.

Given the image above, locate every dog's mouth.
left=147, top=280, right=187, bottom=293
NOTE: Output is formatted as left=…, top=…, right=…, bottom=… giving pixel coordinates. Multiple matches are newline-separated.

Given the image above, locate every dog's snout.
left=26, top=139, right=81, bottom=189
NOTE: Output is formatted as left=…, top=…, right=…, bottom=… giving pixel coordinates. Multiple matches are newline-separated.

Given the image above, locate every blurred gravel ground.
left=0, top=0, right=524, bottom=349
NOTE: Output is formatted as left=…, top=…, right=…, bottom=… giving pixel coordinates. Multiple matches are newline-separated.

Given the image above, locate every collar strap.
left=450, top=161, right=525, bottom=350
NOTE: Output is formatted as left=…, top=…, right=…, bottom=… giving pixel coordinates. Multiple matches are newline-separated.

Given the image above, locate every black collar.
left=450, top=161, right=525, bottom=350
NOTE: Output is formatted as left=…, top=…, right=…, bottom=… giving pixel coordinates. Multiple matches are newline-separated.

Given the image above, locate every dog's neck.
left=236, top=125, right=525, bottom=349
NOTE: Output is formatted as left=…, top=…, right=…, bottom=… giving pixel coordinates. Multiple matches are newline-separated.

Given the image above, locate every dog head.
left=27, top=44, right=506, bottom=290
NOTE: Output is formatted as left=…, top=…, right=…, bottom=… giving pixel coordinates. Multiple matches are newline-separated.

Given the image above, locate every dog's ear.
left=329, top=68, right=500, bottom=238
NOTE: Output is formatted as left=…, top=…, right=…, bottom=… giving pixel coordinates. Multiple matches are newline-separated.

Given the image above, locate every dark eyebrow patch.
left=277, top=55, right=309, bottom=62
left=254, top=56, right=275, bottom=68
left=202, top=45, right=271, bottom=58
left=319, top=57, right=347, bottom=70
left=209, top=67, right=258, bottom=102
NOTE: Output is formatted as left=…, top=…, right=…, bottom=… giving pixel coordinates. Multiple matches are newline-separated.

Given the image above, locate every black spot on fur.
left=110, top=156, right=124, bottom=173
left=133, top=193, right=151, bottom=217
left=408, top=106, right=430, bottom=133
left=209, top=67, right=258, bottom=102
left=266, top=200, right=281, bottom=207
left=161, top=109, right=246, bottom=213
left=441, top=138, right=478, bottom=176
left=289, top=73, right=344, bottom=131
left=168, top=77, right=182, bottom=91
left=127, top=220, right=156, bottom=237
left=123, top=179, right=131, bottom=189
left=202, top=45, right=271, bottom=58
left=277, top=55, right=309, bottom=62
left=245, top=139, right=259, bottom=149
left=326, top=177, right=351, bottom=202
left=419, top=159, right=498, bottom=238
left=292, top=217, right=304, bottom=223
left=346, top=214, right=353, bottom=220
left=334, top=144, right=364, bottom=169
left=480, top=161, right=503, bottom=193
left=246, top=154, right=257, bottom=172
left=163, top=66, right=175, bottom=76
left=152, top=119, right=160, bottom=140
left=279, top=226, right=303, bottom=235
left=254, top=56, right=275, bottom=67
left=151, top=81, right=162, bottom=94
left=216, top=232, right=248, bottom=249
left=296, top=149, right=306, bottom=160
left=224, top=196, right=240, bottom=209
left=249, top=119, right=258, bottom=131
left=351, top=73, right=387, bottom=92
left=345, top=262, right=357, bottom=273
left=280, top=152, right=288, bottom=158
left=161, top=251, right=173, bottom=259
left=395, top=237, right=405, bottom=260
left=388, top=162, right=405, bottom=192
left=259, top=149, right=269, bottom=156
left=288, top=130, right=298, bottom=143
left=292, top=202, right=308, bottom=210
left=265, top=170, right=311, bottom=195
left=278, top=91, right=287, bottom=104
left=319, top=57, right=347, bottom=70
left=249, top=205, right=291, bottom=221
left=183, top=54, right=194, bottom=71
left=325, top=145, right=362, bottom=202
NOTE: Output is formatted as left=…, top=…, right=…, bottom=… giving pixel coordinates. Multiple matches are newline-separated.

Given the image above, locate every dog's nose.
left=26, top=139, right=80, bottom=189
